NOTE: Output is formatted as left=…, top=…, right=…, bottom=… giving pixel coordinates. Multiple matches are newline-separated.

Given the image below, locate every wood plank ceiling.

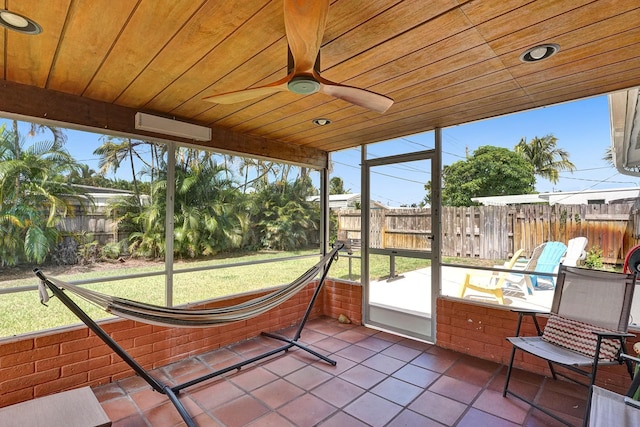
left=1, top=0, right=639, bottom=169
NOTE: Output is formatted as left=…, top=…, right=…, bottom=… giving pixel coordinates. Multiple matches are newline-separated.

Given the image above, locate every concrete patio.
left=369, top=266, right=555, bottom=318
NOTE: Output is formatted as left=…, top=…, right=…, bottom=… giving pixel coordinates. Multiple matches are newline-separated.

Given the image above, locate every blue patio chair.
left=531, top=241, right=567, bottom=289
left=504, top=241, right=567, bottom=297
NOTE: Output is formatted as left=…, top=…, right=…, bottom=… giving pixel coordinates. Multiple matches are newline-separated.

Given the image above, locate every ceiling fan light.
left=288, top=76, right=320, bottom=95
left=0, top=10, right=42, bottom=34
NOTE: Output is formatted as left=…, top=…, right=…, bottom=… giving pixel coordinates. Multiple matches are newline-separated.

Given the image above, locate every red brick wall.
left=322, top=279, right=363, bottom=325
left=0, top=279, right=362, bottom=408
left=436, top=297, right=639, bottom=395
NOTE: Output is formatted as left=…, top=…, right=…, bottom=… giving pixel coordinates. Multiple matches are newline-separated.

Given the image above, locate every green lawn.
left=0, top=250, right=435, bottom=337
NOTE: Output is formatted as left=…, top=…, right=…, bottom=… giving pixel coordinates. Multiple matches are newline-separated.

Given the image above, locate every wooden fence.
left=337, top=202, right=640, bottom=264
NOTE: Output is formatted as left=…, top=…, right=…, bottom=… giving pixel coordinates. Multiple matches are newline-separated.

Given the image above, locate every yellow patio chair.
left=458, top=249, right=525, bottom=305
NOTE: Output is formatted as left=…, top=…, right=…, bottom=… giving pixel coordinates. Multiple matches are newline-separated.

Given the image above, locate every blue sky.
left=329, top=94, right=637, bottom=207
left=2, top=94, right=634, bottom=207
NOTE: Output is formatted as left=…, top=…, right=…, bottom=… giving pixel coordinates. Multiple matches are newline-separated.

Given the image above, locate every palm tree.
left=0, top=124, right=83, bottom=265
left=94, top=136, right=152, bottom=209
left=515, top=134, right=576, bottom=185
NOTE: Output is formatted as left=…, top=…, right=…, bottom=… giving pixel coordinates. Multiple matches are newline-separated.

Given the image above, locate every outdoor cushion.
left=542, top=315, right=621, bottom=362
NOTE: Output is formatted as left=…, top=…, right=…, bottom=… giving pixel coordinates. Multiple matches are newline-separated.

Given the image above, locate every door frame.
left=360, top=132, right=442, bottom=342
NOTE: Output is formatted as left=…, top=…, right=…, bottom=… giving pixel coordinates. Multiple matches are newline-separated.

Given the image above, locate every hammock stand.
left=33, top=244, right=343, bottom=427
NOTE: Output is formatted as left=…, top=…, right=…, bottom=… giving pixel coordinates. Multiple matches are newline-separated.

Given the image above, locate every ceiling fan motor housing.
left=288, top=76, right=320, bottom=94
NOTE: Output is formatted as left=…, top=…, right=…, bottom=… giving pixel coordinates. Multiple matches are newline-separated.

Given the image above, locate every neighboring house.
left=472, top=187, right=640, bottom=206
left=307, top=193, right=387, bottom=210
left=59, top=185, right=150, bottom=244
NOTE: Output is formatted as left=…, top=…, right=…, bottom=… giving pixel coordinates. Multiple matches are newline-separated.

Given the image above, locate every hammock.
left=33, top=244, right=343, bottom=427
left=37, top=246, right=339, bottom=327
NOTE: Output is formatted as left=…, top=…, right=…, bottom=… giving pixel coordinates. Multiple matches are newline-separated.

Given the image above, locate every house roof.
left=472, top=187, right=640, bottom=206
left=1, top=2, right=639, bottom=168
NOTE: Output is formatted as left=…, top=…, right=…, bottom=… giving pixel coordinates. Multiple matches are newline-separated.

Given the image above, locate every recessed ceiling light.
left=0, top=10, right=42, bottom=35
left=312, top=118, right=331, bottom=126
left=520, top=44, right=559, bottom=63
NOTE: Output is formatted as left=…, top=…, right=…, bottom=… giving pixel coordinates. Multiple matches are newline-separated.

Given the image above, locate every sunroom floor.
left=93, top=316, right=586, bottom=426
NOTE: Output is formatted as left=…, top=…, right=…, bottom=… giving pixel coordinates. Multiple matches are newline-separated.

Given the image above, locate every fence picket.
left=337, top=203, right=638, bottom=264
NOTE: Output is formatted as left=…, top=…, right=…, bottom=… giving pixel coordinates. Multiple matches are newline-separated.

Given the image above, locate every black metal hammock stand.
left=33, top=244, right=343, bottom=427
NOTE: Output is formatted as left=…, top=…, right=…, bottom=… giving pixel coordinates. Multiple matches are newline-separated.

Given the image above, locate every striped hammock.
left=37, top=245, right=341, bottom=327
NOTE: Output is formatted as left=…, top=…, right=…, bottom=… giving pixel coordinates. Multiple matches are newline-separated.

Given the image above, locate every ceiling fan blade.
left=317, top=74, right=394, bottom=114
left=284, top=0, right=329, bottom=73
left=203, top=74, right=292, bottom=104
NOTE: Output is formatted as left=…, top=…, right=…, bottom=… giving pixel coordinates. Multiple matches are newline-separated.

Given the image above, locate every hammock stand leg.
left=34, top=252, right=339, bottom=427
left=260, top=254, right=338, bottom=366
left=33, top=269, right=196, bottom=427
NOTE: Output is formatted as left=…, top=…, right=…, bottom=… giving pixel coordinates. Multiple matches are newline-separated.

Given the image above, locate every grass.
left=0, top=250, right=492, bottom=337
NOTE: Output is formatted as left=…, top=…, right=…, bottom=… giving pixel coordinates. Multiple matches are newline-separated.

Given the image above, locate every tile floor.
left=93, top=316, right=587, bottom=426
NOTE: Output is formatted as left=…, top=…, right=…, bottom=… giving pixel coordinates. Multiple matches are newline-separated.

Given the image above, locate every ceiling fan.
left=203, top=0, right=393, bottom=113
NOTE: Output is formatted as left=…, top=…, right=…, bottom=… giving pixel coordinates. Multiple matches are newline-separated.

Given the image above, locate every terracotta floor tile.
left=92, top=382, right=125, bottom=402
left=297, top=329, right=331, bottom=344
left=492, top=372, right=541, bottom=402
left=312, top=336, right=352, bottom=353
left=387, top=409, right=446, bottom=426
left=188, top=379, right=244, bottom=410
left=211, top=395, right=270, bottom=427
left=311, top=353, right=358, bottom=375
left=117, top=374, right=154, bottom=393
left=162, top=357, right=210, bottom=382
left=411, top=352, right=457, bottom=373
left=307, top=322, right=345, bottom=336
left=229, top=338, right=273, bottom=356
left=534, top=388, right=587, bottom=420
left=312, top=377, right=365, bottom=408
left=336, top=344, right=376, bottom=363
left=100, top=396, right=139, bottom=422
left=473, top=389, right=529, bottom=424
left=372, top=331, right=405, bottom=343
left=542, top=377, right=588, bottom=399
left=228, top=366, right=278, bottom=391
left=371, top=376, right=423, bottom=406
left=343, top=392, right=403, bottom=427
left=427, top=345, right=462, bottom=360
left=525, top=408, right=583, bottom=427
left=130, top=387, right=171, bottom=412
left=398, top=337, right=434, bottom=352
left=429, top=375, right=482, bottom=404
left=382, top=343, right=422, bottom=362
left=318, top=411, right=370, bottom=427
left=409, top=390, right=468, bottom=425
left=192, top=412, right=224, bottom=427
left=362, top=352, right=406, bottom=375
left=445, top=358, right=499, bottom=387
left=392, top=363, right=441, bottom=388
left=252, top=378, right=305, bottom=409
left=143, top=400, right=186, bottom=427
left=284, top=364, right=333, bottom=389
left=333, top=329, right=369, bottom=344
left=341, top=364, right=387, bottom=389
left=112, top=413, right=149, bottom=427
left=497, top=365, right=545, bottom=387
left=352, top=325, right=379, bottom=336
left=278, top=393, right=337, bottom=426
left=198, top=348, right=237, bottom=367
left=262, top=353, right=308, bottom=376
left=245, top=411, right=295, bottom=427
left=355, top=335, right=395, bottom=352
left=457, top=407, right=521, bottom=427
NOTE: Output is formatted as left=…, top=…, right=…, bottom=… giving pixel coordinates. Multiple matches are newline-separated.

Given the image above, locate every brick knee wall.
left=0, top=279, right=362, bottom=408
left=436, top=297, right=639, bottom=395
